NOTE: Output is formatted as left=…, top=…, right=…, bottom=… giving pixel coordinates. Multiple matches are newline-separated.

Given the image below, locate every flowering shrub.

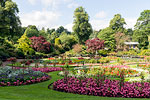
left=0, top=67, right=49, bottom=86
left=32, top=67, right=63, bottom=73
left=68, top=66, right=139, bottom=78
left=53, top=77, right=150, bottom=98
left=99, top=57, right=110, bottom=64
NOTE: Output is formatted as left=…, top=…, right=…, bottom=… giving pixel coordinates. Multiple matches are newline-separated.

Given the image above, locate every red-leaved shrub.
left=85, top=38, right=104, bottom=53
left=30, top=36, right=51, bottom=53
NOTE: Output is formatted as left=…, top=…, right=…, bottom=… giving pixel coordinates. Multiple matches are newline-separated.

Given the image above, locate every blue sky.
left=13, top=0, right=150, bottom=31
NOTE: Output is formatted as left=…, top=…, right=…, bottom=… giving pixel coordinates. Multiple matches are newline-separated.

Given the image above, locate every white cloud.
left=27, top=0, right=79, bottom=9
left=125, top=18, right=137, bottom=29
left=41, top=0, right=61, bottom=9
left=64, top=23, right=73, bottom=32
left=90, top=19, right=109, bottom=31
left=67, top=2, right=79, bottom=8
left=95, top=11, right=107, bottom=19
left=20, top=10, right=61, bottom=28
left=27, top=0, right=37, bottom=5
left=63, top=0, right=73, bottom=2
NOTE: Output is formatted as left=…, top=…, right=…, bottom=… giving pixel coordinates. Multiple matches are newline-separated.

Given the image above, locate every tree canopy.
left=97, top=14, right=127, bottom=51
left=109, top=14, right=126, bottom=32
left=0, top=0, right=21, bottom=37
left=134, top=10, right=150, bottom=35
left=73, top=6, right=93, bottom=44
left=25, top=25, right=39, bottom=38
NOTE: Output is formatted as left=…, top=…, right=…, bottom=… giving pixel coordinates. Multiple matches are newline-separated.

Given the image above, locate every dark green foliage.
left=25, top=25, right=39, bottom=37
left=0, top=37, right=16, bottom=60
left=50, top=26, right=71, bottom=43
left=133, top=30, right=149, bottom=49
left=73, top=6, right=93, bottom=44
left=0, top=0, right=22, bottom=37
left=135, top=10, right=150, bottom=35
left=56, top=26, right=71, bottom=34
left=47, top=28, right=55, bottom=34
left=97, top=27, right=116, bottom=51
left=109, top=14, right=126, bottom=32
left=97, top=14, right=126, bottom=51
left=133, top=10, right=150, bottom=49
left=59, top=33, right=77, bottom=51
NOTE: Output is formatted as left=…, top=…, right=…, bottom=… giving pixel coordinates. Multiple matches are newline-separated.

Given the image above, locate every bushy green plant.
left=0, top=48, right=10, bottom=60
left=16, top=33, right=34, bottom=56
left=98, top=50, right=108, bottom=56
left=117, top=50, right=138, bottom=57
left=89, top=59, right=97, bottom=63
left=99, top=57, right=110, bottom=64
left=140, top=49, right=150, bottom=56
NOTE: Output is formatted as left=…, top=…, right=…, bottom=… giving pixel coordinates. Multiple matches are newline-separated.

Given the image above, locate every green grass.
left=0, top=71, right=149, bottom=100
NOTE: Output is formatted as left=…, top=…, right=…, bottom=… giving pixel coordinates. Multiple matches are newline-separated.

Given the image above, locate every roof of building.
left=124, top=42, right=139, bottom=45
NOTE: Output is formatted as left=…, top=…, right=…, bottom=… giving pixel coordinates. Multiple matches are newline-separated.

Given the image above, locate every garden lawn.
left=0, top=71, right=149, bottom=100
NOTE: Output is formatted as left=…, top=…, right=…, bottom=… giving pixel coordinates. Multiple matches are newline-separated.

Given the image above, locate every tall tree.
left=133, top=10, right=150, bottom=49
left=109, top=14, right=126, bottom=32
left=56, top=26, right=71, bottom=34
left=132, top=29, right=149, bottom=49
left=47, top=28, right=55, bottom=35
left=97, top=27, right=116, bottom=51
left=0, top=0, right=21, bottom=37
left=73, top=6, right=93, bottom=44
left=49, top=26, right=71, bottom=43
left=134, top=10, right=150, bottom=35
left=97, top=14, right=126, bottom=51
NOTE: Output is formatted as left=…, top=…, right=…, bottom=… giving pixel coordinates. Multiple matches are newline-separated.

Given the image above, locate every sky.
left=13, top=0, right=150, bottom=31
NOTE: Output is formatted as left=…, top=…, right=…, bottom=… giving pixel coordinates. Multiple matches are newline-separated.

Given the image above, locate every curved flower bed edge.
left=0, top=76, right=50, bottom=86
left=0, top=67, right=62, bottom=87
left=53, top=77, right=150, bottom=98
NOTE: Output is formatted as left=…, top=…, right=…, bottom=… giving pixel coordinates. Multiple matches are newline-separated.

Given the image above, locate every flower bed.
left=32, top=67, right=63, bottom=73
left=14, top=67, right=63, bottom=73
left=53, top=77, right=150, bottom=98
left=64, top=65, right=139, bottom=78
left=137, top=64, right=150, bottom=70
left=0, top=67, right=50, bottom=86
left=86, top=66, right=138, bottom=78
